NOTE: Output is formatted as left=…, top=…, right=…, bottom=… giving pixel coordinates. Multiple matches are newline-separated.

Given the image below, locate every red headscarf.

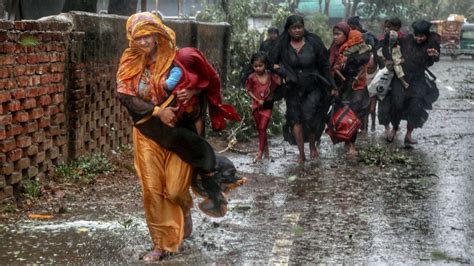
left=329, top=22, right=351, bottom=68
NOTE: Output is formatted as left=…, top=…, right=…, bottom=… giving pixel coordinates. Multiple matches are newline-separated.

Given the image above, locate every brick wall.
left=0, top=12, right=231, bottom=201
left=0, top=20, right=69, bottom=200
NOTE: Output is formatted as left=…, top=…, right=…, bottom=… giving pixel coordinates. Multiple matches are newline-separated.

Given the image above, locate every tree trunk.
left=141, top=0, right=146, bottom=12
left=324, top=0, right=330, bottom=16
left=318, top=0, right=323, bottom=13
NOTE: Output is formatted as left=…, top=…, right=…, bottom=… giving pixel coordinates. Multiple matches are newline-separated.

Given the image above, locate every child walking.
left=245, top=52, right=281, bottom=161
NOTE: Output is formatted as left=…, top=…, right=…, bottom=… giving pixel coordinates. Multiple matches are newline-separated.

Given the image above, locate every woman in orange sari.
left=116, top=12, right=243, bottom=261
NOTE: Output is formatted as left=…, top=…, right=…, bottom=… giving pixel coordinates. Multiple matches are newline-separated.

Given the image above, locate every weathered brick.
left=1, top=162, right=14, bottom=175
left=37, top=116, right=50, bottom=128
left=0, top=137, right=16, bottom=152
left=47, top=125, right=60, bottom=137
left=34, top=151, right=45, bottom=163
left=52, top=113, right=65, bottom=124
left=56, top=84, right=65, bottom=92
left=38, top=53, right=50, bottom=63
left=22, top=98, right=36, bottom=109
left=11, top=89, right=26, bottom=100
left=0, top=55, right=16, bottom=65
left=27, top=166, right=38, bottom=178
left=0, top=175, right=5, bottom=188
left=41, top=139, right=53, bottom=150
left=51, top=73, right=62, bottom=83
left=8, top=148, right=22, bottom=161
left=0, top=43, right=17, bottom=53
left=0, top=66, right=10, bottom=78
left=25, top=65, right=36, bottom=75
left=0, top=114, right=12, bottom=126
left=53, top=135, right=67, bottom=146
left=14, top=157, right=30, bottom=170
left=17, top=54, right=27, bottom=64
left=14, top=65, right=26, bottom=76
left=27, top=54, right=38, bottom=64
left=38, top=95, right=51, bottom=106
left=50, top=63, right=65, bottom=73
left=37, top=86, right=49, bottom=96
left=31, top=130, right=45, bottom=143
left=26, top=144, right=39, bottom=156
left=0, top=185, right=14, bottom=200
left=44, top=105, right=59, bottom=116
left=17, top=76, right=29, bottom=87
left=15, top=21, right=41, bottom=31
left=7, top=100, right=21, bottom=112
left=13, top=111, right=29, bottom=123
left=16, top=135, right=32, bottom=148
left=23, top=121, right=38, bottom=134
left=40, top=74, right=51, bottom=84
left=48, top=146, right=60, bottom=159
left=0, top=125, right=5, bottom=140
left=36, top=64, right=49, bottom=75
left=6, top=172, right=21, bottom=185
left=25, top=87, right=39, bottom=97
left=28, top=107, right=44, bottom=120
left=6, top=124, right=22, bottom=137
left=0, top=91, right=11, bottom=103
left=0, top=21, right=14, bottom=30
left=31, top=75, right=41, bottom=86
left=52, top=93, right=64, bottom=104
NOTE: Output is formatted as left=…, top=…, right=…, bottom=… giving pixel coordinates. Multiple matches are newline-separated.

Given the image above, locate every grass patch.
left=19, top=36, right=39, bottom=47
left=431, top=250, right=450, bottom=261
left=22, top=178, right=41, bottom=199
left=54, top=153, right=115, bottom=184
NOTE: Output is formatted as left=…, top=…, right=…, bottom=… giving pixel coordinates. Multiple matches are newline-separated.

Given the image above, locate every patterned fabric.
left=116, top=12, right=176, bottom=100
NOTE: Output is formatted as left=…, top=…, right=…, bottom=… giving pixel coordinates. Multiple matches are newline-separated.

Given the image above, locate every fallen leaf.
left=28, top=214, right=53, bottom=219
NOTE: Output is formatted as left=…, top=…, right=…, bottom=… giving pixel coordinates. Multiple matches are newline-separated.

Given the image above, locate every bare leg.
left=308, top=133, right=319, bottom=161
left=194, top=117, right=204, bottom=137
left=346, top=141, right=358, bottom=156
left=293, top=123, right=305, bottom=163
left=405, top=124, right=418, bottom=144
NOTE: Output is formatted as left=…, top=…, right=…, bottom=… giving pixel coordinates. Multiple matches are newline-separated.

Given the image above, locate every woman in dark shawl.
left=388, top=19, right=440, bottom=144
left=270, top=14, right=337, bottom=163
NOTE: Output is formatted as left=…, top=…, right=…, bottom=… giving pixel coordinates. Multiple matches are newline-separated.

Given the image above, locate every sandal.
left=143, top=251, right=164, bottom=262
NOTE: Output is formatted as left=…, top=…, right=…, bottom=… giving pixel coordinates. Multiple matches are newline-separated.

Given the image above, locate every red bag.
left=325, top=104, right=361, bottom=144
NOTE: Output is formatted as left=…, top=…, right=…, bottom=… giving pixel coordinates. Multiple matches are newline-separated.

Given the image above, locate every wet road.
left=0, top=58, right=473, bottom=264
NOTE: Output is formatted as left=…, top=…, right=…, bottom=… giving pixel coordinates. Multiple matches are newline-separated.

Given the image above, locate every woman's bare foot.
left=264, top=146, right=270, bottom=159
left=296, top=154, right=305, bottom=164
left=310, top=147, right=319, bottom=161
left=254, top=151, right=263, bottom=162
left=143, top=249, right=165, bottom=262
left=346, top=143, right=358, bottom=157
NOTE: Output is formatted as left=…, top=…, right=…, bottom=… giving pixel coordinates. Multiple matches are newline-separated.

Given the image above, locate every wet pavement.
left=0, top=57, right=473, bottom=264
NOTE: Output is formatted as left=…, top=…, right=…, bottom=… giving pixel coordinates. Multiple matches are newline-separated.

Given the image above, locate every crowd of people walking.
left=245, top=14, right=440, bottom=162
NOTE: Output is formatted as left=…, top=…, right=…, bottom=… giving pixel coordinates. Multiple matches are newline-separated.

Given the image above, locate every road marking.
left=445, top=85, right=455, bottom=92
left=269, top=212, right=301, bottom=265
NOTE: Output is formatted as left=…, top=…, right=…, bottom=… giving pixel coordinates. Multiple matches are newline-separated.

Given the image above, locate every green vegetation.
left=358, top=144, right=415, bottom=166
left=18, top=36, right=39, bottom=47
left=54, top=153, right=115, bottom=184
left=22, top=178, right=41, bottom=199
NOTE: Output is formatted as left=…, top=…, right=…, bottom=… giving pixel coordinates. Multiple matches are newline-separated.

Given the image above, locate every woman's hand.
left=177, top=89, right=198, bottom=104
left=258, top=99, right=264, bottom=105
left=427, top=48, right=439, bottom=57
left=154, top=106, right=179, bottom=127
left=331, top=88, right=339, bottom=97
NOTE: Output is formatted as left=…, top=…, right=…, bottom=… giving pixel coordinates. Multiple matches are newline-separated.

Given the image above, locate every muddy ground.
left=0, top=57, right=473, bottom=264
